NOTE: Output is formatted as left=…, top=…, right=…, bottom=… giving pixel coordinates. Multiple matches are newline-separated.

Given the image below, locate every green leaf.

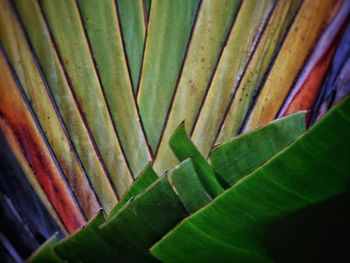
left=116, top=0, right=146, bottom=91
left=107, top=163, right=158, bottom=219
left=77, top=0, right=151, bottom=177
left=153, top=0, right=241, bottom=175
left=150, top=96, right=350, bottom=262
left=40, top=159, right=210, bottom=262
left=169, top=123, right=224, bottom=198
left=55, top=211, right=115, bottom=262
left=210, top=112, right=306, bottom=186
left=13, top=0, right=118, bottom=214
left=190, top=0, right=274, bottom=157
left=168, top=159, right=212, bottom=214
left=41, top=0, right=133, bottom=196
left=99, top=175, right=188, bottom=262
left=137, top=0, right=200, bottom=152
left=28, top=236, right=63, bottom=263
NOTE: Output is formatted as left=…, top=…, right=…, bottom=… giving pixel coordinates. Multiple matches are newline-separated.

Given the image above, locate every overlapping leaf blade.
left=191, top=0, right=274, bottom=157
left=78, top=0, right=152, bottom=177
left=1, top=1, right=349, bottom=262
left=210, top=112, right=306, bottom=186
left=0, top=47, right=84, bottom=233
left=0, top=0, right=99, bottom=220
left=13, top=0, right=118, bottom=214
left=137, top=0, right=200, bottom=152
left=278, top=1, right=350, bottom=118
left=116, top=0, right=146, bottom=91
left=154, top=0, right=241, bottom=174
left=27, top=100, right=310, bottom=262
left=216, top=0, right=302, bottom=141
left=244, top=0, right=339, bottom=131
left=151, top=96, right=350, bottom=263
left=40, top=0, right=133, bottom=196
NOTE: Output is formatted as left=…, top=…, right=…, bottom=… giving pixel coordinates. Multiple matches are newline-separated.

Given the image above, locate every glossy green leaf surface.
left=55, top=212, right=115, bottom=262
left=107, top=163, right=158, bottom=219
left=170, top=123, right=224, bottom=197
left=29, top=158, right=212, bottom=262
left=168, top=159, right=211, bottom=214
left=137, top=0, right=200, bottom=152
left=41, top=0, right=133, bottom=196
left=216, top=0, right=302, bottom=141
left=116, top=0, right=146, bottom=91
left=210, top=112, right=306, bottom=186
left=3, top=1, right=350, bottom=262
left=100, top=176, right=188, bottom=262
left=28, top=236, right=63, bottom=263
left=154, top=0, right=241, bottom=175
left=151, top=96, right=350, bottom=263
left=191, top=0, right=274, bottom=157
left=13, top=0, right=118, bottom=214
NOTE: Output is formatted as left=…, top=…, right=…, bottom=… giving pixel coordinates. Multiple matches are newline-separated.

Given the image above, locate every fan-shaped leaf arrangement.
left=0, top=0, right=349, bottom=262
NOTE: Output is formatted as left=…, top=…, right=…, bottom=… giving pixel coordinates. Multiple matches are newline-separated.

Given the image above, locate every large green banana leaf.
left=28, top=236, right=62, bottom=263
left=27, top=106, right=307, bottom=262
left=151, top=96, right=350, bottom=263
left=107, top=163, right=158, bottom=219
left=210, top=112, right=306, bottom=186
left=1, top=0, right=349, bottom=261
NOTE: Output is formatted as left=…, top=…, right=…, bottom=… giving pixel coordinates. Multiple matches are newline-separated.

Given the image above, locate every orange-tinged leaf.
left=243, top=0, right=340, bottom=132
left=0, top=50, right=84, bottom=233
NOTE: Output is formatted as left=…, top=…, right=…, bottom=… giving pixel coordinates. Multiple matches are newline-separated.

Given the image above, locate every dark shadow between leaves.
left=263, top=191, right=350, bottom=263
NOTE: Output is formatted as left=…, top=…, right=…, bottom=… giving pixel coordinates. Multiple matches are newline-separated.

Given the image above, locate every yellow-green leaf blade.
left=216, top=0, right=302, bottom=141
left=154, top=0, right=241, bottom=175
left=41, top=0, right=133, bottom=196
left=13, top=0, right=118, bottom=214
left=77, top=0, right=152, bottom=177
left=116, top=0, right=146, bottom=91
left=191, top=0, right=274, bottom=157
left=137, top=0, right=200, bottom=152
